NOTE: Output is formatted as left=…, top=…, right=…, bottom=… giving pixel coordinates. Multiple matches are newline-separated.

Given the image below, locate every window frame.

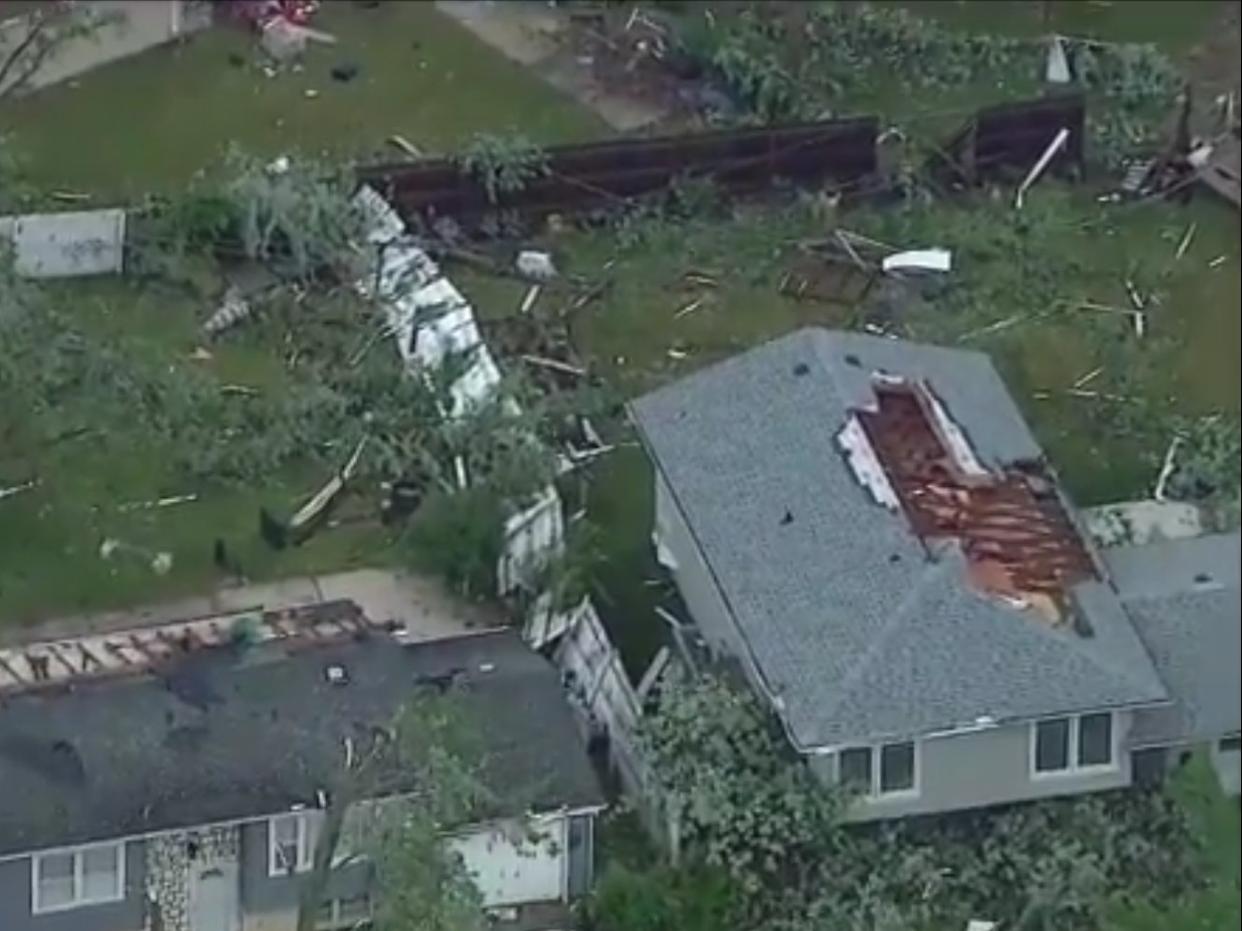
left=1030, top=711, right=1118, bottom=778
left=835, top=740, right=920, bottom=799
left=1219, top=733, right=1241, bottom=753
left=31, top=842, right=126, bottom=914
left=268, top=812, right=317, bottom=877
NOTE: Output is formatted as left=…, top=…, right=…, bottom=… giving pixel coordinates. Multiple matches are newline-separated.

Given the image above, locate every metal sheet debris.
left=0, top=208, right=126, bottom=278
left=882, top=248, right=952, bottom=274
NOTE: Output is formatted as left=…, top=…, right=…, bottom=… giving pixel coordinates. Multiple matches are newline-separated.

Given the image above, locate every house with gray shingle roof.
left=0, top=605, right=603, bottom=931
left=632, top=328, right=1239, bottom=818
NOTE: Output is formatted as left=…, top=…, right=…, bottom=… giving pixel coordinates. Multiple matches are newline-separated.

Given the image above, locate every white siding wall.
left=448, top=815, right=568, bottom=907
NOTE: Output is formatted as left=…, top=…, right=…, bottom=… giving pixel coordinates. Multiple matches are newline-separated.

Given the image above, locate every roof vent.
left=792, top=362, right=810, bottom=377
left=1193, top=572, right=1212, bottom=585
left=844, top=354, right=861, bottom=367
left=325, top=663, right=349, bottom=686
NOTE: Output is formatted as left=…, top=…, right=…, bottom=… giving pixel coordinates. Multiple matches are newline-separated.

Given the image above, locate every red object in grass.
left=218, top=0, right=319, bottom=30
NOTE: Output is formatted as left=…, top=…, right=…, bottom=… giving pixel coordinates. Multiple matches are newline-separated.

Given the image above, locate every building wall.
left=653, top=472, right=754, bottom=668
left=0, top=842, right=145, bottom=931
left=812, top=714, right=1136, bottom=821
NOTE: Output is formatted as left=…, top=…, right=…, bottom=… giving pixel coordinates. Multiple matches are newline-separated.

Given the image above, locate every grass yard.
left=0, top=0, right=1238, bottom=670
left=0, top=1, right=606, bottom=199
left=0, top=2, right=604, bottom=626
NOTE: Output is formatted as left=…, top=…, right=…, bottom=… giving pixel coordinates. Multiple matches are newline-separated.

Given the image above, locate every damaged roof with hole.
left=631, top=328, right=1167, bottom=749
left=1107, top=533, right=1241, bottom=747
left=0, top=628, right=603, bottom=858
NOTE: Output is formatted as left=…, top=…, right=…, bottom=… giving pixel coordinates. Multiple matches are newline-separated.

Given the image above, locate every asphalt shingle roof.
left=632, top=328, right=1168, bottom=748
left=1106, top=534, right=1241, bottom=746
left=0, top=629, right=603, bottom=858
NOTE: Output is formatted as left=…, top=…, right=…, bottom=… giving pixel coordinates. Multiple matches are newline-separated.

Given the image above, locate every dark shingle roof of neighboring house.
left=631, top=328, right=1168, bottom=749
left=0, top=628, right=603, bottom=858
left=1107, top=533, right=1241, bottom=747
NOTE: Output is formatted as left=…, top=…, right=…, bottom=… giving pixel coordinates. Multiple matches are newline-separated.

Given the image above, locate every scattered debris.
left=388, top=134, right=422, bottom=158
left=1174, top=222, right=1196, bottom=261
left=519, top=284, right=542, bottom=315
left=515, top=250, right=558, bottom=281
left=0, top=479, right=37, bottom=502
left=304, top=88, right=320, bottom=99
left=521, top=354, right=586, bottom=378
left=117, top=494, right=198, bottom=513
left=1014, top=127, right=1070, bottom=208
left=1152, top=435, right=1183, bottom=502
left=667, top=347, right=689, bottom=360
left=1124, top=278, right=1146, bottom=311
left=204, top=286, right=255, bottom=336
left=1209, top=255, right=1227, bottom=268
left=220, top=384, right=260, bottom=397
left=1071, top=366, right=1104, bottom=389
left=262, top=437, right=367, bottom=548
left=329, top=62, right=358, bottom=83
left=49, top=190, right=90, bottom=203
left=1044, top=35, right=1070, bottom=84
left=99, top=538, right=174, bottom=575
left=673, top=297, right=704, bottom=320
left=957, top=313, right=1025, bottom=342
left=882, top=248, right=952, bottom=274
left=189, top=346, right=214, bottom=361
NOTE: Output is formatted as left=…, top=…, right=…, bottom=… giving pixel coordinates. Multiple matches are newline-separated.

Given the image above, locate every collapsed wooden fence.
left=357, top=95, right=1090, bottom=231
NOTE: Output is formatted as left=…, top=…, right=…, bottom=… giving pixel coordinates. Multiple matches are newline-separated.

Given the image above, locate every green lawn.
left=0, top=2, right=605, bottom=199
left=0, top=3, right=604, bottom=626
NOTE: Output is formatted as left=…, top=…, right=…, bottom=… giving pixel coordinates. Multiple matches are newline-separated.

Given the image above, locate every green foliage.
left=456, top=132, right=551, bottom=204
left=637, top=673, right=1208, bottom=931
left=584, top=863, right=742, bottom=931
left=221, top=149, right=367, bottom=281
left=1165, top=415, right=1242, bottom=527
left=640, top=673, right=846, bottom=902
left=1103, top=753, right=1241, bottom=930
left=404, top=487, right=507, bottom=600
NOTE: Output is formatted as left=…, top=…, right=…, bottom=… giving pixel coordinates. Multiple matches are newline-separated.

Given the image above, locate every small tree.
left=295, top=685, right=496, bottom=931
left=456, top=132, right=551, bottom=205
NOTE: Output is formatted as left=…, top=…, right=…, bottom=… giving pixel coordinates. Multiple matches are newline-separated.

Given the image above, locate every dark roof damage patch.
left=857, top=380, right=1096, bottom=623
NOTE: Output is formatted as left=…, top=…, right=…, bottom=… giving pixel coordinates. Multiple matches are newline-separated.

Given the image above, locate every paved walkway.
left=1, top=1, right=208, bottom=95
left=435, top=0, right=667, bottom=131
left=0, top=567, right=503, bottom=649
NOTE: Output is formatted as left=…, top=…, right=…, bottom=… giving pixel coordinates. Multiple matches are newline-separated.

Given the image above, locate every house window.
left=880, top=742, right=916, bottom=794
left=269, top=812, right=317, bottom=877
left=1220, top=734, right=1241, bottom=753
left=32, top=843, right=125, bottom=913
left=1032, top=712, right=1116, bottom=775
left=838, top=741, right=918, bottom=797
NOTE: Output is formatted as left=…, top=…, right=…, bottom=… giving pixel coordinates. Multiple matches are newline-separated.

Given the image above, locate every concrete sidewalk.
left=0, top=567, right=503, bottom=649
left=0, top=1, right=209, bottom=96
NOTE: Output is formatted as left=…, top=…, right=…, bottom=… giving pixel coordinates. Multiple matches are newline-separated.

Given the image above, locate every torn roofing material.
left=0, top=628, right=603, bottom=858
left=630, top=328, right=1166, bottom=749
left=1107, top=533, right=1241, bottom=747
left=856, top=381, right=1096, bottom=621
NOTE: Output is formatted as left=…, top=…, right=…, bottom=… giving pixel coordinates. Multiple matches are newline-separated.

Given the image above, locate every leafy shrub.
left=404, top=487, right=506, bottom=600
left=456, top=132, right=551, bottom=204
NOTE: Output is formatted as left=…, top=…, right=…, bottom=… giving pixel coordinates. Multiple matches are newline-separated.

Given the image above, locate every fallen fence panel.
left=357, top=117, right=879, bottom=229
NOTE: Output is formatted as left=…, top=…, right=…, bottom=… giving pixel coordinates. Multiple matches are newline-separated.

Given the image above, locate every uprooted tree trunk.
left=0, top=1, right=122, bottom=99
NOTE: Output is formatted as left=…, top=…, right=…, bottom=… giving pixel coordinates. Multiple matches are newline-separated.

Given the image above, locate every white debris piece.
left=515, top=250, right=558, bottom=281
left=203, top=285, right=254, bottom=335
left=1015, top=127, right=1070, bottom=209
left=882, top=248, right=952, bottom=274
left=0, top=208, right=126, bottom=278
left=1045, top=35, right=1070, bottom=84
left=837, top=416, right=901, bottom=510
